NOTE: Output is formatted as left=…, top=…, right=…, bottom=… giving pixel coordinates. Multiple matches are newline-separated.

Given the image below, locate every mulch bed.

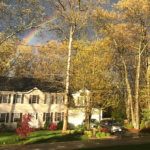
left=126, top=127, right=150, bottom=133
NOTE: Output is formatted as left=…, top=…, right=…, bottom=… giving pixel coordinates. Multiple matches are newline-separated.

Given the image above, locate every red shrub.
left=14, top=114, right=35, bottom=139
left=50, top=123, right=57, bottom=130
left=101, top=128, right=107, bottom=133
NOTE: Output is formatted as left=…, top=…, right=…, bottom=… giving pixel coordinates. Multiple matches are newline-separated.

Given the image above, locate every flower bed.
left=126, top=127, right=150, bottom=133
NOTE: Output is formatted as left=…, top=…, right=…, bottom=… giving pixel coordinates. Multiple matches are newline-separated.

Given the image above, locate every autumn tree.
left=46, top=0, right=108, bottom=133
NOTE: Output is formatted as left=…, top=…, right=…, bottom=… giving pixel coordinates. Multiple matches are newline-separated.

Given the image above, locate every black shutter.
left=55, top=112, right=57, bottom=121
left=43, top=113, right=45, bottom=121
left=11, top=113, right=14, bottom=122
left=44, top=95, right=47, bottom=104
left=51, top=112, right=53, bottom=122
left=62, top=112, right=64, bottom=121
left=20, top=113, right=22, bottom=121
left=29, top=95, right=32, bottom=104
left=36, top=113, right=38, bottom=119
left=8, top=94, right=11, bottom=103
left=6, top=113, right=9, bottom=123
left=13, top=94, right=16, bottom=104
left=21, top=94, right=24, bottom=104
left=51, top=95, right=54, bottom=104
left=0, top=94, right=3, bottom=103
left=56, top=94, right=57, bottom=104
left=37, top=95, right=39, bottom=104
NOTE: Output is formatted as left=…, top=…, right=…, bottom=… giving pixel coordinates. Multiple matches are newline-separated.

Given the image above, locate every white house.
left=0, top=77, right=103, bottom=129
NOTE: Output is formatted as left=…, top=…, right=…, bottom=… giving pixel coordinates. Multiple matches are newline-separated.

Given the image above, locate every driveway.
left=0, top=131, right=150, bottom=150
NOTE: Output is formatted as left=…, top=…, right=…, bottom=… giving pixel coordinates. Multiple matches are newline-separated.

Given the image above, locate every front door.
left=28, top=113, right=38, bottom=128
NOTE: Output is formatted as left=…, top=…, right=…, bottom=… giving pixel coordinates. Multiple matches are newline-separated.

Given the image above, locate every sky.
left=22, top=0, right=120, bottom=46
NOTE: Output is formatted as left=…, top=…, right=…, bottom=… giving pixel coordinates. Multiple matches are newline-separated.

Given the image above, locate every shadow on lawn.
left=25, top=134, right=87, bottom=145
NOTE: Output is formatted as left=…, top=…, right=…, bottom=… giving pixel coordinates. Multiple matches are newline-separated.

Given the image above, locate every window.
left=29, top=95, right=39, bottom=104
left=3, top=94, right=9, bottom=103
left=55, top=112, right=64, bottom=121
left=79, top=96, right=84, bottom=105
left=14, top=113, right=20, bottom=122
left=45, top=113, right=51, bottom=121
left=16, top=95, right=22, bottom=103
left=56, top=94, right=63, bottom=104
left=0, top=113, right=6, bottom=122
left=46, top=95, right=54, bottom=104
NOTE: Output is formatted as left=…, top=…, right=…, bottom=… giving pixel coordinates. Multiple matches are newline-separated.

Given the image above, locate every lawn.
left=0, top=130, right=89, bottom=146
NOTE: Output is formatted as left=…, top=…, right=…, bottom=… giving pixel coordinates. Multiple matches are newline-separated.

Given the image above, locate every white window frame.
left=2, top=94, right=9, bottom=103
left=57, top=94, right=63, bottom=104
left=13, top=113, right=20, bottom=122
left=45, top=112, right=51, bottom=121
left=31, top=95, right=38, bottom=104
left=46, top=95, right=51, bottom=104
left=56, top=112, right=63, bottom=121
left=0, top=113, right=6, bottom=123
left=15, top=94, right=22, bottom=104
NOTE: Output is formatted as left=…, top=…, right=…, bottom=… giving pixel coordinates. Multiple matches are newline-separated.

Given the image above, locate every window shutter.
left=51, top=95, right=54, bottom=104
left=43, top=113, right=45, bottom=121
left=37, top=95, right=39, bottom=104
left=56, top=94, right=57, bottom=104
left=21, top=94, right=24, bottom=104
left=62, top=112, right=64, bottom=121
left=44, top=95, right=47, bottom=104
left=55, top=112, right=57, bottom=121
left=20, top=113, right=22, bottom=121
left=8, top=94, right=11, bottom=103
left=29, top=95, right=32, bottom=104
left=63, top=95, right=65, bottom=104
left=51, top=112, right=53, bottom=122
left=6, top=113, right=9, bottom=123
left=11, top=113, right=14, bottom=122
left=36, top=113, right=38, bottom=119
left=0, top=94, right=2, bottom=103
left=13, top=94, right=16, bottom=104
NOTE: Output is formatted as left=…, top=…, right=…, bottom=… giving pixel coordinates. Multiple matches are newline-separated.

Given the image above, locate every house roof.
left=0, top=76, right=65, bottom=93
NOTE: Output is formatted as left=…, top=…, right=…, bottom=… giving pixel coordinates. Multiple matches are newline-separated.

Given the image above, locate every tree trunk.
left=62, top=26, right=73, bottom=133
left=122, top=57, right=135, bottom=126
left=135, top=53, right=140, bottom=129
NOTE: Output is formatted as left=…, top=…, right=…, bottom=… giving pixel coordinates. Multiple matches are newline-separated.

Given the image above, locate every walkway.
left=0, top=132, right=150, bottom=150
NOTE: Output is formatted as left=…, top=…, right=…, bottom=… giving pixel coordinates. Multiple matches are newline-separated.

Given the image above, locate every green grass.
left=76, top=143, right=150, bottom=150
left=0, top=130, right=88, bottom=146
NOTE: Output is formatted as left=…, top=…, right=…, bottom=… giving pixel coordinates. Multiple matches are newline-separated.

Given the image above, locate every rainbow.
left=3, top=13, right=58, bottom=74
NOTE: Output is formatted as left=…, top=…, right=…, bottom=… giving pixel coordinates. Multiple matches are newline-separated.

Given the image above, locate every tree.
left=0, top=0, right=45, bottom=45
left=46, top=0, right=107, bottom=133
left=70, top=40, right=122, bottom=129
left=92, top=0, right=150, bottom=129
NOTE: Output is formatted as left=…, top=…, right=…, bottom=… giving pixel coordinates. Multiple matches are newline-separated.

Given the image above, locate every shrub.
left=77, top=130, right=83, bottom=134
left=96, top=133, right=100, bottom=137
left=44, top=119, right=50, bottom=130
left=74, top=124, right=87, bottom=132
left=97, top=132, right=102, bottom=136
left=50, top=123, right=57, bottom=130
left=101, top=128, right=107, bottom=133
left=15, top=114, right=35, bottom=139
left=106, top=133, right=110, bottom=136
left=89, top=132, right=93, bottom=137
left=71, top=130, right=75, bottom=134
left=57, top=121, right=70, bottom=130
left=100, top=132, right=106, bottom=137
left=0, top=123, right=7, bottom=132
left=97, top=125, right=102, bottom=131
left=17, top=118, right=21, bottom=128
left=124, top=123, right=133, bottom=129
left=84, top=131, right=87, bottom=134
left=141, top=109, right=150, bottom=122
left=66, top=130, right=71, bottom=134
